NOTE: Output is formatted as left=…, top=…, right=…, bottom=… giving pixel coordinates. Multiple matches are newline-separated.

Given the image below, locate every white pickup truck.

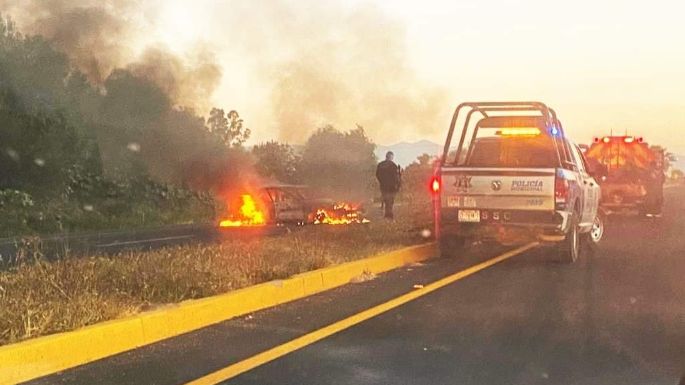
left=432, top=102, right=604, bottom=262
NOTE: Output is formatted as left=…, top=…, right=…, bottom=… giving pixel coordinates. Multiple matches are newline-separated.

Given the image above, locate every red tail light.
left=430, top=176, right=441, bottom=194
left=555, top=173, right=569, bottom=204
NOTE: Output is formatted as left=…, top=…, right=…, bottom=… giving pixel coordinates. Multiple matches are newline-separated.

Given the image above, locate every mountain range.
left=295, top=138, right=684, bottom=172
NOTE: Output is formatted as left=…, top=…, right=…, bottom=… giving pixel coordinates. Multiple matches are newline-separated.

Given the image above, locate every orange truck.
left=584, top=136, right=665, bottom=216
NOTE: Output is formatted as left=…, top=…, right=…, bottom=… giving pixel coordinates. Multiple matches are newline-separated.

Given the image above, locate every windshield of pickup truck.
left=464, top=134, right=558, bottom=168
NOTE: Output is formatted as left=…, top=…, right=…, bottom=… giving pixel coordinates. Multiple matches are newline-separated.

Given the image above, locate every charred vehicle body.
left=218, top=184, right=368, bottom=227
left=585, top=136, right=665, bottom=216
left=433, top=102, right=604, bottom=262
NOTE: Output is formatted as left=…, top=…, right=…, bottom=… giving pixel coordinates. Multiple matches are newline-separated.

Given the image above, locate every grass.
left=0, top=201, right=433, bottom=346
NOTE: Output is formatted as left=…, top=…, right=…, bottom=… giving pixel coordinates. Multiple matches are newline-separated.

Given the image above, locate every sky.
left=359, top=0, right=685, bottom=149
left=5, top=0, right=685, bottom=151
left=203, top=0, right=684, bottom=150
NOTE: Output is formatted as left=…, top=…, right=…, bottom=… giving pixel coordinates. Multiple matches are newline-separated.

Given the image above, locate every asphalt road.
left=27, top=187, right=685, bottom=385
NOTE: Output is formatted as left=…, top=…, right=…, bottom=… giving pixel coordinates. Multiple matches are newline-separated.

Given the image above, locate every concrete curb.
left=0, top=242, right=436, bottom=385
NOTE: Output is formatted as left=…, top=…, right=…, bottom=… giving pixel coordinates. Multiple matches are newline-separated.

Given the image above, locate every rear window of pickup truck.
left=466, top=135, right=558, bottom=168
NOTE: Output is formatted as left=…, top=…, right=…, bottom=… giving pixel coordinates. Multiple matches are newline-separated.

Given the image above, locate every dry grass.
left=0, top=201, right=433, bottom=346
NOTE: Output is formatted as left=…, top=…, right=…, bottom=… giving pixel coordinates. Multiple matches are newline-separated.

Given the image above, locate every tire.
left=440, top=236, right=466, bottom=258
left=644, top=198, right=663, bottom=217
left=584, top=212, right=605, bottom=248
left=558, top=213, right=580, bottom=263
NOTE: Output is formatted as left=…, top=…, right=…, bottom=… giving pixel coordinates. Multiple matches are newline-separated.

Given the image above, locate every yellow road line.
left=185, top=242, right=539, bottom=385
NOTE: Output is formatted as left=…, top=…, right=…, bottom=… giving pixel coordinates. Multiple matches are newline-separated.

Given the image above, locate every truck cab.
left=585, top=136, right=665, bottom=216
left=433, top=102, right=603, bottom=262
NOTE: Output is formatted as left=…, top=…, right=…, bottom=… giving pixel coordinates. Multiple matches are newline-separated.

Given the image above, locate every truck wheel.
left=642, top=200, right=663, bottom=217
left=440, top=236, right=466, bottom=258
left=558, top=214, right=580, bottom=263
left=584, top=213, right=605, bottom=248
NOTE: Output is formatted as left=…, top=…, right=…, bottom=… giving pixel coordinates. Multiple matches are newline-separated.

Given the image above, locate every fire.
left=313, top=202, right=370, bottom=225
left=219, top=194, right=266, bottom=227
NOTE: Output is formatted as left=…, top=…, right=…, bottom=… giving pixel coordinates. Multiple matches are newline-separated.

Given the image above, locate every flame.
left=219, top=194, right=266, bottom=227
left=313, top=202, right=370, bottom=225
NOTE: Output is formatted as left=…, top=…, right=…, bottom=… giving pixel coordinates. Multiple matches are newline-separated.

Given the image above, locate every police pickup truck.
left=432, top=102, right=604, bottom=262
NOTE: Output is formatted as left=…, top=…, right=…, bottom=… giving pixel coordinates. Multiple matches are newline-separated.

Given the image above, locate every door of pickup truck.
left=569, top=143, right=601, bottom=228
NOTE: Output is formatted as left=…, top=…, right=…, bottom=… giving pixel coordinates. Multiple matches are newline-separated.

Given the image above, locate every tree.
left=0, top=16, right=234, bottom=235
left=650, top=145, right=676, bottom=173
left=401, top=153, right=438, bottom=202
left=207, top=108, right=251, bottom=147
left=300, top=125, right=376, bottom=198
left=0, top=20, right=89, bottom=196
left=252, top=141, right=301, bottom=183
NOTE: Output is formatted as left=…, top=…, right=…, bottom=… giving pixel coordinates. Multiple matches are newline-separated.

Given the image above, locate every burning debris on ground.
left=312, top=202, right=370, bottom=225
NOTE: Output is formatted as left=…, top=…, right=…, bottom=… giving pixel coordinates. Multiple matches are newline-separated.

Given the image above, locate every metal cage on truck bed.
left=441, top=102, right=578, bottom=171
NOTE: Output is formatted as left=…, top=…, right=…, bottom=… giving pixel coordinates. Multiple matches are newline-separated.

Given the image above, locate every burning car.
left=218, top=184, right=369, bottom=227
left=218, top=194, right=266, bottom=227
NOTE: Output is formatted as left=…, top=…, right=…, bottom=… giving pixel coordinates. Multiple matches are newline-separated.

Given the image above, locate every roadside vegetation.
left=0, top=18, right=388, bottom=237
left=0, top=17, right=249, bottom=237
left=0, top=15, right=438, bottom=347
left=0, top=203, right=432, bottom=346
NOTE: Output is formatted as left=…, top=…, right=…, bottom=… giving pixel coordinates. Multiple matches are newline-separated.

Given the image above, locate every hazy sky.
left=11, top=0, right=684, bottom=150
left=198, top=0, right=681, bottom=150
left=361, top=0, right=685, bottom=149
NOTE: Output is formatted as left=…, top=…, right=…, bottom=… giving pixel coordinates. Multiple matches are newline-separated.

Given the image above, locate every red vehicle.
left=585, top=136, right=665, bottom=216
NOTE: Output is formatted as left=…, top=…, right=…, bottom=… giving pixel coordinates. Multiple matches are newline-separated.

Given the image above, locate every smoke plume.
left=218, top=1, right=446, bottom=143
left=0, top=0, right=136, bottom=83
left=2, top=0, right=446, bottom=144
left=0, top=0, right=234, bottom=191
left=0, top=0, right=221, bottom=112
left=127, top=47, right=221, bottom=113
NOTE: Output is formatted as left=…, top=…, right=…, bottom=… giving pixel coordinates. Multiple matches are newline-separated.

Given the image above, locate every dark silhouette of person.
left=376, top=151, right=401, bottom=219
left=644, top=160, right=664, bottom=215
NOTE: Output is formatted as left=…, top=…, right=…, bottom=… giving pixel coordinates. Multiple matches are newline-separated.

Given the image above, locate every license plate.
left=463, top=196, right=477, bottom=208
left=458, top=209, right=480, bottom=222
left=447, top=196, right=460, bottom=207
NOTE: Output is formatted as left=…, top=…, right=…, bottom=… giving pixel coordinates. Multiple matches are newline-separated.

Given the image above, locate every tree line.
left=0, top=17, right=389, bottom=236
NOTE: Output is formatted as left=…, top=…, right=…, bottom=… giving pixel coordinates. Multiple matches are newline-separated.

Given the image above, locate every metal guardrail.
left=0, top=224, right=287, bottom=268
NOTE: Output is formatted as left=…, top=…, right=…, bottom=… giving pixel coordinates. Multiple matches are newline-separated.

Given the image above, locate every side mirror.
left=587, top=162, right=608, bottom=179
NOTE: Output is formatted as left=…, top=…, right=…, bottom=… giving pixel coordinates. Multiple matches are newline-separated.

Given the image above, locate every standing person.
left=376, top=151, right=401, bottom=219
